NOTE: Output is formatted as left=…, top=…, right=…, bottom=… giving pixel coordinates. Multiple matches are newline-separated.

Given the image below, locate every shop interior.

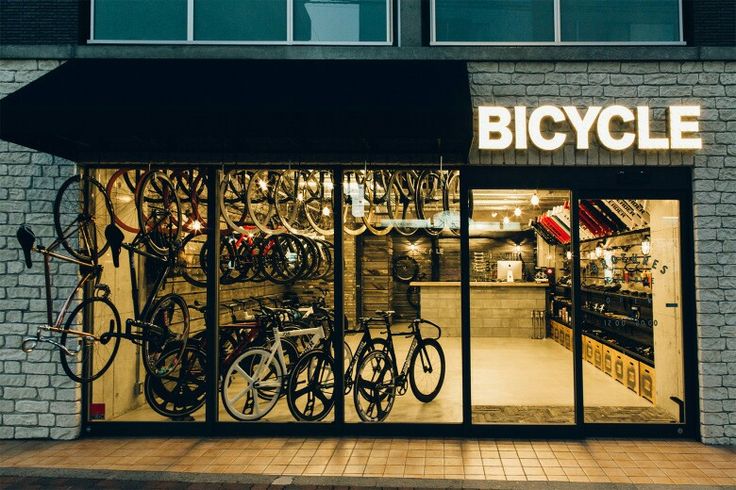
left=81, top=167, right=684, bottom=427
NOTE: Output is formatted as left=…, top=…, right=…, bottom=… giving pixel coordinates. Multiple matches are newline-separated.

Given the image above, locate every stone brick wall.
left=469, top=60, right=736, bottom=444
left=0, top=59, right=80, bottom=439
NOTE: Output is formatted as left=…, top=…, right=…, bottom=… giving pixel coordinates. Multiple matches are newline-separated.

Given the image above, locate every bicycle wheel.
left=59, top=297, right=121, bottom=383
left=304, top=170, right=334, bottom=236
left=353, top=349, right=396, bottom=422
left=179, top=232, right=208, bottom=288
left=408, top=338, right=445, bottom=403
left=342, top=171, right=367, bottom=236
left=363, top=171, right=393, bottom=236
left=142, top=294, right=191, bottom=378
left=274, top=169, right=311, bottom=235
left=387, top=170, right=419, bottom=236
left=144, top=344, right=207, bottom=418
left=416, top=171, right=446, bottom=236
left=221, top=347, right=282, bottom=421
left=261, top=234, right=306, bottom=284
left=54, top=174, right=115, bottom=262
left=287, top=350, right=336, bottom=422
left=106, top=168, right=142, bottom=234
left=220, top=169, right=253, bottom=234
left=136, top=171, right=182, bottom=256
left=247, top=170, right=283, bottom=235
left=444, top=171, right=461, bottom=236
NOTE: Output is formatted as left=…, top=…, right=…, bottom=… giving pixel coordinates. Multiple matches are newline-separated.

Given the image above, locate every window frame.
left=429, top=0, right=685, bottom=46
left=89, top=0, right=394, bottom=46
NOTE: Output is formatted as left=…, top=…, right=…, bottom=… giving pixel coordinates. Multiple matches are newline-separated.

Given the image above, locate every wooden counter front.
left=411, top=282, right=548, bottom=338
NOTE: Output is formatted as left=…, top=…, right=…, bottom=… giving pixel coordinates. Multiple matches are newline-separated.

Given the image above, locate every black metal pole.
left=205, top=166, right=220, bottom=430
left=570, top=190, right=584, bottom=432
left=333, top=168, right=345, bottom=424
left=459, top=170, right=472, bottom=430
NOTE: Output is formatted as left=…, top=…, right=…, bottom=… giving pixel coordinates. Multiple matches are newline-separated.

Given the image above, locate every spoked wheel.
left=304, top=170, right=335, bottom=236
left=387, top=170, right=419, bottom=236
left=179, top=232, right=208, bottom=288
left=221, top=347, right=282, bottom=421
left=363, top=171, right=393, bottom=236
left=247, top=170, right=284, bottom=235
left=416, top=171, right=446, bottom=236
left=220, top=169, right=253, bottom=234
left=54, top=174, right=115, bottom=262
left=260, top=234, right=306, bottom=284
left=144, top=345, right=207, bottom=418
left=353, top=349, right=396, bottom=422
left=444, top=171, right=461, bottom=236
left=409, top=338, right=445, bottom=402
left=287, top=350, right=336, bottom=422
left=141, top=294, right=191, bottom=378
left=60, top=297, right=121, bottom=383
left=136, top=171, right=182, bottom=256
left=106, top=168, right=142, bottom=234
left=274, top=169, right=312, bottom=235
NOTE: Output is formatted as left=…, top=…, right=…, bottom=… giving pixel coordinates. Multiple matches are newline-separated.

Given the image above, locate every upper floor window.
left=431, top=0, right=683, bottom=44
left=91, top=0, right=392, bottom=44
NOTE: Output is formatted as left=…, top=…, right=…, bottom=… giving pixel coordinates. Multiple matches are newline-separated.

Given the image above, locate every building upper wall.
left=0, top=0, right=734, bottom=51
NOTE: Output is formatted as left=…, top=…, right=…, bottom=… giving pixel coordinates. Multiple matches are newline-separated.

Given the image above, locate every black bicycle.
left=354, top=311, right=446, bottom=422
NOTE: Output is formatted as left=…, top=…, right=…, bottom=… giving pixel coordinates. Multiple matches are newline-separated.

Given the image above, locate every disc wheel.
left=54, top=174, right=115, bottom=262
left=287, top=350, right=336, bottom=422
left=141, top=294, right=191, bottom=378
left=144, top=345, right=207, bottom=418
left=221, top=347, right=283, bottom=421
left=408, top=338, right=445, bottom=402
left=59, top=297, right=121, bottom=383
left=353, top=349, right=396, bottom=422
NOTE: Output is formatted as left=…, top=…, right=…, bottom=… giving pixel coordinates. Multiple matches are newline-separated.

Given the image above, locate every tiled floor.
left=1, top=437, right=735, bottom=486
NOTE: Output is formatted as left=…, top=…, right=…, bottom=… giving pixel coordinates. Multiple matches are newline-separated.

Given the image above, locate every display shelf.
left=579, top=227, right=651, bottom=244
left=581, top=308, right=652, bottom=331
left=583, top=331, right=654, bottom=367
left=581, top=287, right=652, bottom=302
left=551, top=317, right=571, bottom=329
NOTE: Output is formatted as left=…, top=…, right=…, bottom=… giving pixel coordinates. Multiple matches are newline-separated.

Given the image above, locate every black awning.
left=0, top=59, right=472, bottom=164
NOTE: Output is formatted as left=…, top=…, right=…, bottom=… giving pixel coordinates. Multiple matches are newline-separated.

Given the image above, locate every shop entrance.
left=75, top=165, right=696, bottom=438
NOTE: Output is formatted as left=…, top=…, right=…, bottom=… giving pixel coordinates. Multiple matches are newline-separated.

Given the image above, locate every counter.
left=410, top=282, right=548, bottom=338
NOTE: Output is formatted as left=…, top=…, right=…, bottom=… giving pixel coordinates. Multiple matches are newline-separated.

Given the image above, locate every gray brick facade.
left=0, top=59, right=79, bottom=440
left=0, top=58, right=735, bottom=444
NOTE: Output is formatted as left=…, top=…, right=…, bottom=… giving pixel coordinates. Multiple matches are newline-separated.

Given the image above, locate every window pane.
left=434, top=0, right=554, bottom=43
left=561, top=0, right=680, bottom=42
left=194, top=0, right=287, bottom=41
left=294, top=0, right=388, bottom=42
left=94, top=0, right=187, bottom=40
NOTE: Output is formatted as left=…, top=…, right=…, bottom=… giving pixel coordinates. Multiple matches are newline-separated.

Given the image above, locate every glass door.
left=466, top=187, right=576, bottom=426
left=575, top=198, right=686, bottom=424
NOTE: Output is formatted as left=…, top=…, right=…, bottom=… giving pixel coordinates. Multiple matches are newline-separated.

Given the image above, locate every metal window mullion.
left=387, top=0, right=393, bottom=44
left=287, top=0, right=294, bottom=44
left=554, top=0, right=562, bottom=44
left=429, top=0, right=436, bottom=45
left=679, top=0, right=685, bottom=43
left=89, top=0, right=95, bottom=41
left=187, top=0, right=194, bottom=42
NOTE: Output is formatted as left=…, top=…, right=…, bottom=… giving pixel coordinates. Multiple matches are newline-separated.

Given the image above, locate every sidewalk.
left=1, top=437, right=735, bottom=487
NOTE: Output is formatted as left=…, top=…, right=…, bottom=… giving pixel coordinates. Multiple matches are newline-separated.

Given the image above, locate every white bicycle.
left=221, top=308, right=328, bottom=421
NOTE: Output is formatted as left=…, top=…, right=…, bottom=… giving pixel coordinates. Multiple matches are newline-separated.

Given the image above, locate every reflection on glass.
left=434, top=0, right=554, bottom=43
left=470, top=189, right=574, bottom=424
left=294, top=0, right=388, bottom=42
left=561, top=0, right=680, bottom=42
left=217, top=168, right=336, bottom=423
left=194, top=0, right=288, bottom=41
left=579, top=199, right=684, bottom=423
left=343, top=169, right=461, bottom=423
left=94, top=0, right=188, bottom=40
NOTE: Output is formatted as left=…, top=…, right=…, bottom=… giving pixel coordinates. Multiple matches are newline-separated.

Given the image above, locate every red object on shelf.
left=90, top=403, right=105, bottom=420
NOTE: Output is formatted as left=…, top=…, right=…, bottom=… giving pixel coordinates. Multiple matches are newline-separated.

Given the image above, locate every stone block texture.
left=469, top=60, right=736, bottom=444
left=0, top=59, right=80, bottom=440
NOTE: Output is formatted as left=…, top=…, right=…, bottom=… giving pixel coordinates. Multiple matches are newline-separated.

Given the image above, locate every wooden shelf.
left=583, top=332, right=654, bottom=367
left=579, top=227, right=650, bottom=244
left=581, top=288, right=652, bottom=302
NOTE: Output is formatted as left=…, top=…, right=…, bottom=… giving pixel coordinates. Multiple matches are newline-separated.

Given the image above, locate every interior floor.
left=109, top=336, right=674, bottom=425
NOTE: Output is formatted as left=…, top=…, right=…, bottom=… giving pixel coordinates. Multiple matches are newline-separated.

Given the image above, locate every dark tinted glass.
left=294, top=0, right=388, bottom=42
left=561, top=0, right=680, bottom=42
left=434, top=0, right=554, bottom=42
left=194, top=0, right=287, bottom=41
left=94, top=0, right=187, bottom=40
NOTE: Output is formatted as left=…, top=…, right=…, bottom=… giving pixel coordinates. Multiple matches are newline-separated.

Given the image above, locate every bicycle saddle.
left=375, top=310, right=395, bottom=317
left=16, top=225, right=35, bottom=268
left=104, top=224, right=125, bottom=268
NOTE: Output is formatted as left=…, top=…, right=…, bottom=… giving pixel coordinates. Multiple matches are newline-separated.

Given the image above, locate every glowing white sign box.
left=478, top=105, right=702, bottom=151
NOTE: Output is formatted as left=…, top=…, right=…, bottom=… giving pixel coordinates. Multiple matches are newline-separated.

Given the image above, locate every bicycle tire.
left=247, top=170, right=284, bottom=235
left=179, top=232, right=208, bottom=288
left=416, top=171, right=446, bottom=236
left=136, top=171, right=182, bottom=256
left=353, top=349, right=396, bottom=422
left=304, top=170, right=335, bottom=236
left=287, top=349, right=336, bottom=422
left=392, top=255, right=419, bottom=283
left=59, top=296, right=121, bottom=384
left=408, top=338, right=445, bottom=403
left=144, top=344, right=207, bottom=418
left=444, top=171, right=461, bottom=236
left=387, top=170, right=419, bottom=237
left=220, top=169, right=253, bottom=234
left=106, top=168, right=141, bottom=234
left=141, top=294, right=191, bottom=378
left=221, top=347, right=283, bottom=421
left=274, top=169, right=312, bottom=235
left=54, top=174, right=115, bottom=262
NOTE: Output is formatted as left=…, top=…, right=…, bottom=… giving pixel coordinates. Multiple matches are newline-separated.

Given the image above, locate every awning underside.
left=0, top=59, right=472, bottom=164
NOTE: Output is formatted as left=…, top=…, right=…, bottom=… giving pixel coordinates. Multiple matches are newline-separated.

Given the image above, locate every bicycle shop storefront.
left=0, top=59, right=699, bottom=439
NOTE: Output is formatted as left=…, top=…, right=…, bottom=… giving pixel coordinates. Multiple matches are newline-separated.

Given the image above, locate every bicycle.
left=354, top=311, right=446, bottom=422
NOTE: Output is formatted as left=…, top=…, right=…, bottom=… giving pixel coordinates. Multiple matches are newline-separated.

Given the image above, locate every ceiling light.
left=641, top=235, right=651, bottom=255
left=491, top=212, right=498, bottom=218
left=514, top=207, right=522, bottom=217
left=503, top=216, right=510, bottom=225
left=531, top=193, right=540, bottom=206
